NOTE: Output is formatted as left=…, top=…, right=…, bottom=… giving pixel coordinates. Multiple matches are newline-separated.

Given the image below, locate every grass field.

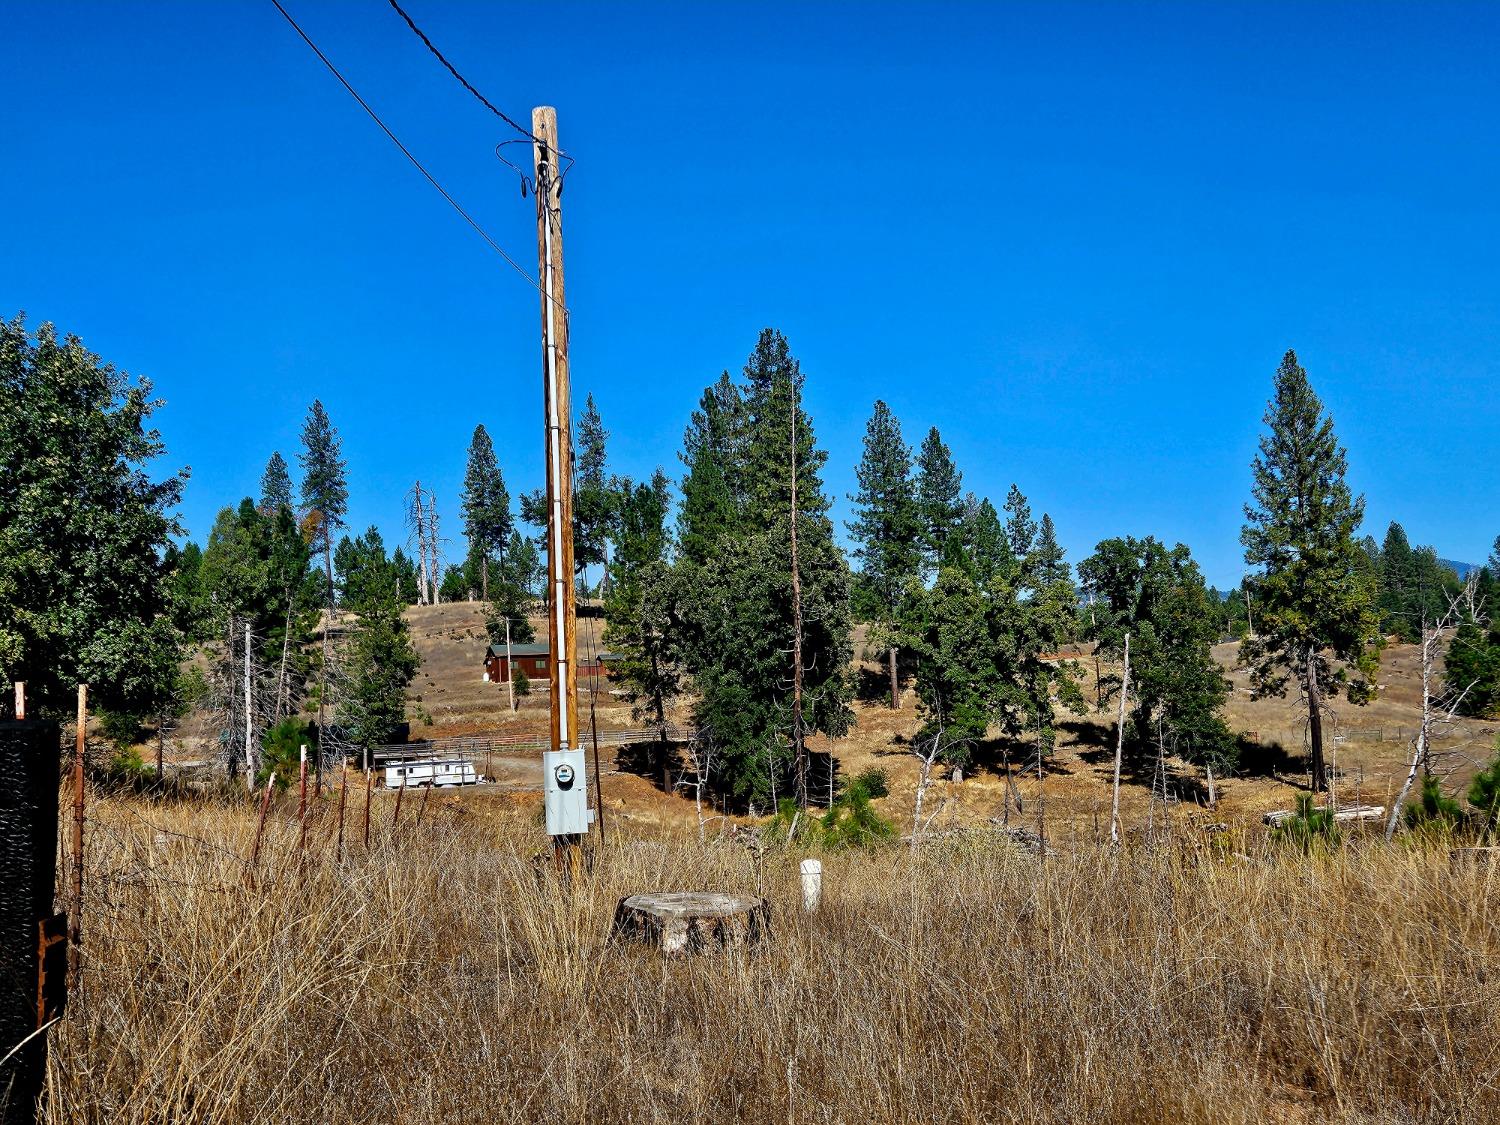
left=46, top=786, right=1500, bottom=1123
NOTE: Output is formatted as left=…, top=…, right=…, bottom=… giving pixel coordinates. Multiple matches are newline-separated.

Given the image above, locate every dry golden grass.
left=45, top=783, right=1500, bottom=1124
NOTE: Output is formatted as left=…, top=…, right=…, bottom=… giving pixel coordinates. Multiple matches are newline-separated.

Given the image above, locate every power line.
left=267, top=0, right=552, bottom=305
left=385, top=0, right=542, bottom=147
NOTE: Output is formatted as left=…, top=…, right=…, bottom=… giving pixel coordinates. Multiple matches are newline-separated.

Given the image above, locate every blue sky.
left=4, top=0, right=1497, bottom=587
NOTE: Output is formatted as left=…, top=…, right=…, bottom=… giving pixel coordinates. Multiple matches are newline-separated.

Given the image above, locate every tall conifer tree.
left=1241, top=350, right=1379, bottom=791
left=915, top=427, right=963, bottom=573
left=298, top=399, right=348, bottom=605
left=260, top=451, right=294, bottom=515
left=460, top=424, right=511, bottom=601
left=848, top=401, right=921, bottom=707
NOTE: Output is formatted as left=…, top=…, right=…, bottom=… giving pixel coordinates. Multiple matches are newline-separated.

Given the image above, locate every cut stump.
left=611, top=892, right=770, bottom=956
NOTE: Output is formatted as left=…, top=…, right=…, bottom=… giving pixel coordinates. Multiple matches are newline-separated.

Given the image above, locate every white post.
left=244, top=620, right=254, bottom=790
left=799, top=858, right=822, bottom=912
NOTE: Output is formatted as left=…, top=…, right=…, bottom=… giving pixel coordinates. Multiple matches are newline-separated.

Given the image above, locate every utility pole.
left=533, top=106, right=588, bottom=854
left=790, top=362, right=807, bottom=810
left=504, top=615, right=515, bottom=712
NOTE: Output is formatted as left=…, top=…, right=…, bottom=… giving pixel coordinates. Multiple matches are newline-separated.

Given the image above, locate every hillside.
left=400, top=602, right=1500, bottom=837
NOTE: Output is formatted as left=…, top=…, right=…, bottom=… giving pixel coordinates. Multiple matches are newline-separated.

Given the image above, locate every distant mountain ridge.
left=1441, top=559, right=1479, bottom=579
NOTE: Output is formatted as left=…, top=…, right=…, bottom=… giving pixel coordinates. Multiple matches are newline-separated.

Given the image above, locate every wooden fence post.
left=68, top=686, right=87, bottom=990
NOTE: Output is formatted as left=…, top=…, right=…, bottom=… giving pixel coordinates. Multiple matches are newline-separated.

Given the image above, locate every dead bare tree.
left=1109, top=631, right=1131, bottom=846
left=909, top=716, right=964, bottom=852
left=1385, top=574, right=1485, bottom=841
left=408, top=482, right=432, bottom=606
left=677, top=734, right=718, bottom=844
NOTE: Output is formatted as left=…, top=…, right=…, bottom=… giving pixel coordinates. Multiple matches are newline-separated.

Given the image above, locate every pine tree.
left=260, top=451, right=294, bottom=515
left=460, top=424, right=512, bottom=601
left=573, top=394, right=616, bottom=587
left=1080, top=537, right=1235, bottom=781
left=604, top=470, right=680, bottom=786
left=298, top=399, right=348, bottom=605
left=1241, top=350, right=1380, bottom=792
left=914, top=427, right=963, bottom=573
left=673, top=330, right=853, bottom=807
left=1030, top=514, right=1069, bottom=587
left=739, top=329, right=830, bottom=529
left=677, top=374, right=745, bottom=564
left=1002, top=484, right=1037, bottom=563
left=0, top=316, right=186, bottom=718
left=847, top=401, right=921, bottom=707
left=340, top=557, right=420, bottom=758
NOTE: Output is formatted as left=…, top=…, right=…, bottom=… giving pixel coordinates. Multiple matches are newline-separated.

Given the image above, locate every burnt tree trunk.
left=1306, top=648, right=1326, bottom=793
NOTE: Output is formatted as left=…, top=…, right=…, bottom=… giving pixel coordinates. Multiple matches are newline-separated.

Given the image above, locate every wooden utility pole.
left=13, top=681, right=23, bottom=720
left=790, top=365, right=807, bottom=809
left=534, top=106, right=578, bottom=762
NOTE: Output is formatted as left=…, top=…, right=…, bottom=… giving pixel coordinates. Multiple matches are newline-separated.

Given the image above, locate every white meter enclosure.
left=543, top=749, right=595, bottom=836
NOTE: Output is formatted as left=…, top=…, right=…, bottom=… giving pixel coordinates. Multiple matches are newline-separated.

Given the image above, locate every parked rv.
left=383, top=759, right=482, bottom=789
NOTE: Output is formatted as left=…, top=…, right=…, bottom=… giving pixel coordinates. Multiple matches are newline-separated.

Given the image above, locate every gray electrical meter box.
left=543, top=748, right=594, bottom=836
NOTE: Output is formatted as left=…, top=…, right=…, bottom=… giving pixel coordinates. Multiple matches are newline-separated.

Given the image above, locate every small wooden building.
left=485, top=642, right=550, bottom=684
left=484, top=643, right=621, bottom=685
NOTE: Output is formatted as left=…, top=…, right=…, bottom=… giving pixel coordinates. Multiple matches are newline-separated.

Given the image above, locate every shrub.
left=1467, top=740, right=1500, bottom=836
left=1272, top=793, right=1340, bottom=852
left=513, top=669, right=531, bottom=698
left=850, top=767, right=889, bottom=800
left=1405, top=774, right=1463, bottom=836
left=258, top=718, right=315, bottom=790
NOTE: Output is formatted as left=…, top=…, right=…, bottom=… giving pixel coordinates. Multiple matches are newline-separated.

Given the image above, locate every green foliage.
left=897, top=484, right=1082, bottom=772
left=573, top=394, right=618, bottom=582
left=258, top=717, right=313, bottom=790
left=1271, top=794, right=1341, bottom=852
left=460, top=424, right=512, bottom=599
left=914, top=427, right=964, bottom=575
left=850, top=766, right=889, bottom=800
left=847, top=401, right=921, bottom=624
left=336, top=526, right=394, bottom=611
left=818, top=781, right=896, bottom=848
left=671, top=331, right=854, bottom=808
left=512, top=667, right=531, bottom=697
left=603, top=471, right=681, bottom=730
left=1373, top=523, right=1459, bottom=642
left=0, top=314, right=186, bottom=718
left=1079, top=536, right=1235, bottom=774
left=298, top=399, right=347, bottom=599
left=438, top=562, right=471, bottom=603
left=1405, top=773, right=1463, bottom=836
left=676, top=373, right=744, bottom=565
left=765, top=781, right=895, bottom=850
left=165, top=540, right=212, bottom=641
left=1446, top=559, right=1500, bottom=717
left=338, top=556, right=420, bottom=752
left=259, top=451, right=294, bottom=516
left=1465, top=741, right=1500, bottom=833
left=1240, top=350, right=1380, bottom=788
left=99, top=710, right=145, bottom=750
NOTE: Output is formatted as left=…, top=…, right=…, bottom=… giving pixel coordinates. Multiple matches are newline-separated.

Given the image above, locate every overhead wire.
left=385, top=0, right=542, bottom=146
left=267, top=0, right=558, bottom=309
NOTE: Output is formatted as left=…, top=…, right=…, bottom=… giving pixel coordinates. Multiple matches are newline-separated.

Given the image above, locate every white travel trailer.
left=383, top=759, right=481, bottom=789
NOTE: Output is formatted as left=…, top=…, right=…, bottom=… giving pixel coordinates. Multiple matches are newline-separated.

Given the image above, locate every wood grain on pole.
left=533, top=105, right=577, bottom=756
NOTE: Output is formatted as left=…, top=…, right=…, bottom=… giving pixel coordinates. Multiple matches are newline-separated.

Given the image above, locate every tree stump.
left=610, top=892, right=771, bottom=956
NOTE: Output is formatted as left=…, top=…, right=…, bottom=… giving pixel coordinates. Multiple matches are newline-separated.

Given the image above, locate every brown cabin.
left=485, top=643, right=621, bottom=685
